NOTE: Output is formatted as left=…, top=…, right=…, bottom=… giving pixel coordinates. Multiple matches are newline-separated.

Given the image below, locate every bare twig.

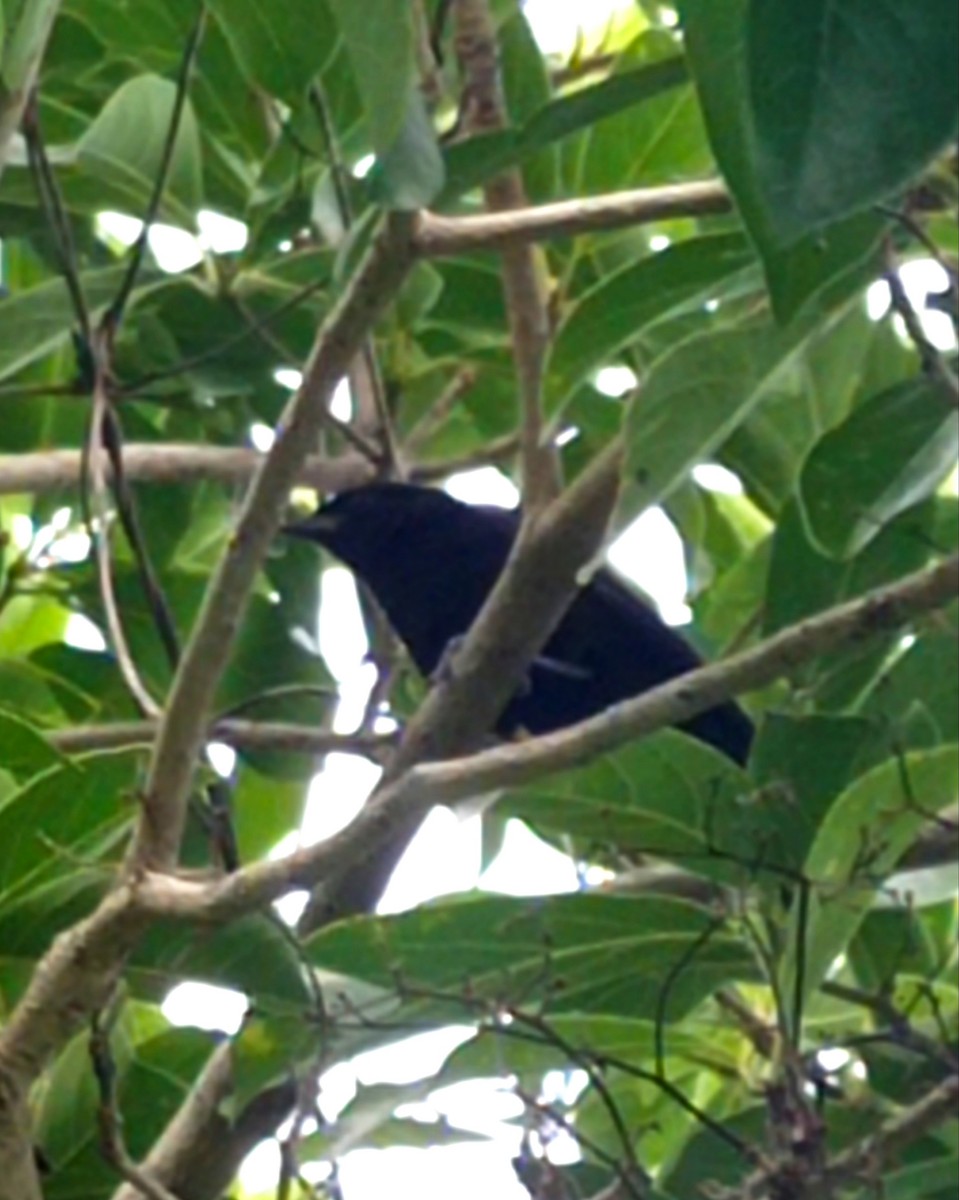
left=414, top=180, right=731, bottom=257
left=85, top=377, right=163, bottom=718
left=453, top=0, right=559, bottom=508
left=47, top=718, right=394, bottom=758
left=883, top=240, right=959, bottom=406
left=0, top=438, right=529, bottom=498
left=90, top=1016, right=181, bottom=1200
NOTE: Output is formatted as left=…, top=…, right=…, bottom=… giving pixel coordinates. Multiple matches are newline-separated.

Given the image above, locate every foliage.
left=0, top=1, right=956, bottom=1198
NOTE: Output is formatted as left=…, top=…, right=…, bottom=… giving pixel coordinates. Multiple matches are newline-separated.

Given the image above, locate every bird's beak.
left=281, top=511, right=341, bottom=540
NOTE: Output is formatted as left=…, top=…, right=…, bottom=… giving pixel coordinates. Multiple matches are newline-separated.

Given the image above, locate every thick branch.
left=128, top=213, right=417, bottom=871
left=0, top=444, right=373, bottom=498
left=0, top=889, right=145, bottom=1096
left=415, top=180, right=730, bottom=257
left=0, top=436, right=516, bottom=501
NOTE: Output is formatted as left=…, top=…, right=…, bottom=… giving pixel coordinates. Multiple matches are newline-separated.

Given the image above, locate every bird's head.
left=283, top=483, right=466, bottom=576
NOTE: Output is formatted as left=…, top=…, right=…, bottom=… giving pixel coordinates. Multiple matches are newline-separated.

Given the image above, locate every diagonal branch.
left=126, top=212, right=418, bottom=872
left=137, top=551, right=957, bottom=927
left=297, top=437, right=624, bottom=928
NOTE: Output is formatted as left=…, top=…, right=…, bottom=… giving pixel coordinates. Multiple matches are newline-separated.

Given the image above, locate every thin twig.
left=106, top=9, right=207, bottom=330
left=85, top=374, right=162, bottom=718
left=883, top=239, right=959, bottom=406
left=90, top=1015, right=181, bottom=1200
left=453, top=0, right=559, bottom=509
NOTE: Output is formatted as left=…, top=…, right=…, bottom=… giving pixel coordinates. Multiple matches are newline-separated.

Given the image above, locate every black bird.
left=286, top=483, right=753, bottom=765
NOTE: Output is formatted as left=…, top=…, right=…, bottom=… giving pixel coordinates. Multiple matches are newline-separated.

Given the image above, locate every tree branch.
left=0, top=444, right=374, bottom=498
left=414, top=180, right=730, bottom=257
left=297, top=438, right=624, bottom=928
left=127, top=213, right=418, bottom=872
left=110, top=1041, right=294, bottom=1200
left=825, top=1073, right=958, bottom=1186
left=453, top=0, right=560, bottom=508
left=47, top=718, right=393, bottom=758
left=0, top=438, right=527, bottom=500
left=133, top=552, right=957, bottom=929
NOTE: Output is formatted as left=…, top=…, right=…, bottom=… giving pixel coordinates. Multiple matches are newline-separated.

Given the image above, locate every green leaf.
left=326, top=0, right=415, bottom=155
left=746, top=0, right=959, bottom=244
left=498, top=730, right=779, bottom=884
left=206, top=0, right=336, bottom=104
left=625, top=320, right=811, bottom=510
left=0, top=265, right=155, bottom=384
left=36, top=1005, right=215, bottom=1183
left=0, top=708, right=63, bottom=782
left=230, top=1013, right=313, bottom=1113
left=861, top=611, right=959, bottom=749
left=77, top=74, right=204, bottom=224
left=368, top=87, right=445, bottom=210
left=763, top=497, right=935, bottom=637
left=442, top=56, right=687, bottom=200
left=547, top=233, right=755, bottom=412
left=0, top=748, right=141, bottom=906
left=880, top=1159, right=959, bottom=1200
left=783, top=744, right=959, bottom=1007
left=306, top=892, right=757, bottom=1022
left=750, top=714, right=883, bottom=867
left=131, top=913, right=315, bottom=1011
left=679, top=0, right=887, bottom=319
left=798, top=378, right=959, bottom=559
left=444, top=1012, right=741, bottom=1086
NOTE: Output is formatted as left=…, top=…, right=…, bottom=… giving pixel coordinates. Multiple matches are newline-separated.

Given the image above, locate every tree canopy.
left=0, top=2, right=957, bottom=1198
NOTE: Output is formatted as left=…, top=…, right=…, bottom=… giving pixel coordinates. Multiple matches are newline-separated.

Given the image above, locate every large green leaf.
left=679, top=0, right=887, bottom=320
left=206, top=0, right=336, bottom=104
left=368, top=87, right=444, bottom=210
left=798, top=377, right=959, bottom=559
left=0, top=708, right=64, bottom=782
left=77, top=74, right=204, bottom=224
left=442, top=55, right=687, bottom=200
left=36, top=1003, right=216, bottom=1186
left=326, top=0, right=414, bottom=155
left=746, top=0, right=959, bottom=243
left=497, top=729, right=786, bottom=884
left=0, top=748, right=141, bottom=907
left=0, top=265, right=159, bottom=384
left=783, top=744, right=959, bottom=1007
left=547, top=233, right=755, bottom=412
left=306, top=892, right=757, bottom=1022
left=625, top=319, right=811, bottom=511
